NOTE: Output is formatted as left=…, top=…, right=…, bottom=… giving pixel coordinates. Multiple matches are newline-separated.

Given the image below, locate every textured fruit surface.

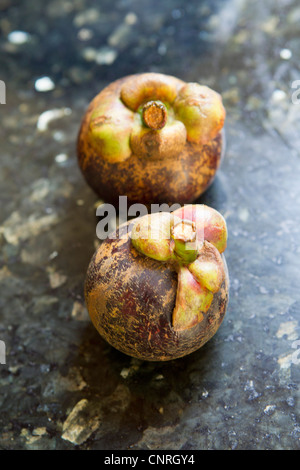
left=85, top=205, right=229, bottom=361
left=77, top=73, right=226, bottom=205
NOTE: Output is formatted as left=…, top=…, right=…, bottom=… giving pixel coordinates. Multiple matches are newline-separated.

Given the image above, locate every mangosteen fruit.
left=78, top=73, right=226, bottom=206
left=85, top=204, right=229, bottom=361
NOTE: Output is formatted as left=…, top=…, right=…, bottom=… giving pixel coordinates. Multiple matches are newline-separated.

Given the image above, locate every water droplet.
left=55, top=153, right=68, bottom=164
left=77, top=28, right=93, bottom=41
left=280, top=48, right=292, bottom=60
left=271, top=89, right=286, bottom=102
left=95, top=47, right=118, bottom=65
left=35, top=77, right=55, bottom=92
left=125, top=12, right=138, bottom=25
left=8, top=31, right=31, bottom=45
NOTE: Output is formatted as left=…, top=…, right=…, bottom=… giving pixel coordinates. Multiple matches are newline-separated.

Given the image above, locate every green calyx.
left=171, top=220, right=198, bottom=264
left=173, top=83, right=226, bottom=145
left=89, top=100, right=133, bottom=163
left=131, top=213, right=176, bottom=262
left=130, top=209, right=226, bottom=331
left=88, top=74, right=225, bottom=163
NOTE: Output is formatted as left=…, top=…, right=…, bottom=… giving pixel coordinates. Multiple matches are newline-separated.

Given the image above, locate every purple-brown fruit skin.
left=85, top=220, right=229, bottom=361
left=77, top=74, right=225, bottom=206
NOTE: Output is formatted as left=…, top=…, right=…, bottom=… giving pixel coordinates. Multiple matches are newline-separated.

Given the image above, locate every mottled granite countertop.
left=0, top=0, right=300, bottom=450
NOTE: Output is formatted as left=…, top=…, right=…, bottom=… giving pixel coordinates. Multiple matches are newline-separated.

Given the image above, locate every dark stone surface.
left=0, top=0, right=300, bottom=450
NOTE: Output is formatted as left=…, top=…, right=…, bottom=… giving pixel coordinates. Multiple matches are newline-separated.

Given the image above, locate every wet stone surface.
left=0, top=0, right=300, bottom=450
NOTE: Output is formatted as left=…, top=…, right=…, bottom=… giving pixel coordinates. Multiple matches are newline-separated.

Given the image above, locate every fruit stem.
left=171, top=220, right=198, bottom=264
left=142, top=101, right=167, bottom=130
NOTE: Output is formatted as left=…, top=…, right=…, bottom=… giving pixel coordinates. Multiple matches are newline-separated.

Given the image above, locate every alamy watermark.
left=95, top=196, right=205, bottom=242
left=0, top=340, right=6, bottom=365
left=291, top=339, right=300, bottom=365
left=96, top=197, right=180, bottom=240
left=0, top=80, right=6, bottom=104
left=1, top=81, right=7, bottom=364
left=291, top=80, right=300, bottom=104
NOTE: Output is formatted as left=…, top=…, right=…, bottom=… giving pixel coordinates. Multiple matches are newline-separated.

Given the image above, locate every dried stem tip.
left=171, top=220, right=198, bottom=263
left=142, top=101, right=168, bottom=130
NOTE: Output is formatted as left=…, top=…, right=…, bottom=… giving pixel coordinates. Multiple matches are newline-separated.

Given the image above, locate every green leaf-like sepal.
left=172, top=267, right=213, bottom=331
left=130, top=207, right=227, bottom=331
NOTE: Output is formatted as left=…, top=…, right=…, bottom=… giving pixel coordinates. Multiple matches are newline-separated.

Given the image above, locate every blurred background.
left=0, top=0, right=300, bottom=450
